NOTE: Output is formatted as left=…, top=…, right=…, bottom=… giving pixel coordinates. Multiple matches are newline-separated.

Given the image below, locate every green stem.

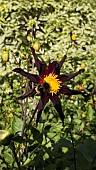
left=10, top=142, right=21, bottom=170
left=70, top=114, right=77, bottom=170
left=21, top=58, right=29, bottom=136
left=70, top=132, right=77, bottom=170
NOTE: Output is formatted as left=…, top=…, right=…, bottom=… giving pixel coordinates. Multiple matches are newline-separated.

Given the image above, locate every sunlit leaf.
left=12, top=115, right=23, bottom=134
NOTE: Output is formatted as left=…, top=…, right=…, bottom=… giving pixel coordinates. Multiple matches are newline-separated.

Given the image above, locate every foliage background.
left=0, top=0, right=96, bottom=169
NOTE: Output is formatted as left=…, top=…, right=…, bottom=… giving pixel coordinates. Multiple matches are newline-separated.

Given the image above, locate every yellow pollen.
left=44, top=73, right=62, bottom=95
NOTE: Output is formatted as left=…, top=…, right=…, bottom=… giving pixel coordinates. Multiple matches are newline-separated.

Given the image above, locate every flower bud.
left=2, top=51, right=9, bottom=62
left=0, top=130, right=13, bottom=146
left=32, top=40, right=40, bottom=51
left=81, top=63, right=86, bottom=69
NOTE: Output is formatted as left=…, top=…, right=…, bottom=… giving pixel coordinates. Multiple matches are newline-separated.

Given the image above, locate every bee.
left=35, top=84, right=44, bottom=94
left=43, top=82, right=50, bottom=90
left=35, top=82, right=50, bottom=94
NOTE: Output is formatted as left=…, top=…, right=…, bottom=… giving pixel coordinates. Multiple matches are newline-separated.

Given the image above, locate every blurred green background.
left=0, top=0, right=96, bottom=169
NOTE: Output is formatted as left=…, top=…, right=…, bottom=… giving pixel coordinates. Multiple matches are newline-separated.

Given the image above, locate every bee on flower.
left=13, top=47, right=86, bottom=125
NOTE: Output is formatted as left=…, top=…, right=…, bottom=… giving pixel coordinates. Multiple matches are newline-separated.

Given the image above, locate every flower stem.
left=70, top=114, right=77, bottom=170
left=70, top=132, right=77, bottom=170
left=10, top=141, right=21, bottom=170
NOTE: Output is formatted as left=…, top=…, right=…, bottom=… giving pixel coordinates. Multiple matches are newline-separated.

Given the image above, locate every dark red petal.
left=59, top=85, right=85, bottom=95
left=30, top=103, right=39, bottom=124
left=36, top=95, right=49, bottom=125
left=58, top=74, right=68, bottom=83
left=18, top=87, right=36, bottom=100
left=31, top=94, right=49, bottom=125
left=47, top=55, right=67, bottom=75
left=32, top=28, right=36, bottom=39
left=48, top=61, right=58, bottom=74
left=27, top=29, right=32, bottom=36
left=13, top=68, right=38, bottom=83
left=67, top=69, right=84, bottom=81
left=29, top=100, right=43, bottom=126
left=30, top=47, right=47, bottom=73
left=58, top=55, right=67, bottom=69
left=36, top=12, right=41, bottom=20
left=35, top=101, right=43, bottom=125
left=52, top=55, right=67, bottom=74
left=50, top=95, right=64, bottom=125
left=58, top=69, right=84, bottom=83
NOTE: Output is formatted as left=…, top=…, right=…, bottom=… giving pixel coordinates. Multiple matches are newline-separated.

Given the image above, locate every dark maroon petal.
left=48, top=59, right=66, bottom=75
left=67, top=69, right=84, bottom=81
left=30, top=47, right=47, bottom=74
left=27, top=29, right=32, bottom=36
left=32, top=28, right=36, bottom=39
left=36, top=95, right=49, bottom=125
left=58, top=55, right=67, bottom=69
left=18, top=87, right=36, bottom=100
left=50, top=55, right=67, bottom=74
left=36, top=12, right=41, bottom=21
left=50, top=95, right=64, bottom=125
left=13, top=68, right=38, bottom=83
left=48, top=61, right=58, bottom=74
left=58, top=74, right=68, bottom=83
left=30, top=103, right=39, bottom=123
left=31, top=94, right=50, bottom=125
left=59, top=85, right=85, bottom=96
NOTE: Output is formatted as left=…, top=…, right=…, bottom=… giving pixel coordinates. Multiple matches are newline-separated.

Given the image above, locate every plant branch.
left=70, top=114, right=77, bottom=170
left=70, top=131, right=77, bottom=170
left=21, top=58, right=29, bottom=136
left=10, top=141, right=21, bottom=170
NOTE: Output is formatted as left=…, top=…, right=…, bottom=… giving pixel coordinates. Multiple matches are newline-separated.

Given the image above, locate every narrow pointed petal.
left=27, top=29, right=32, bottom=36
left=58, top=74, right=68, bottom=83
left=13, top=68, right=38, bottom=83
left=50, top=55, right=67, bottom=74
left=48, top=61, right=58, bottom=74
left=58, top=69, right=84, bottom=83
left=58, top=55, right=67, bottom=69
left=67, top=69, right=84, bottom=81
left=36, top=12, right=41, bottom=21
left=36, top=95, right=49, bottom=125
left=18, top=87, right=36, bottom=100
left=50, top=95, right=64, bottom=124
left=30, top=102, right=39, bottom=122
left=59, top=85, right=85, bottom=96
left=30, top=47, right=47, bottom=73
left=32, top=28, right=36, bottom=39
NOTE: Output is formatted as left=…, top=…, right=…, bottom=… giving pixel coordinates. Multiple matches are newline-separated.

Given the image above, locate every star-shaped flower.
left=13, top=47, right=85, bottom=125
left=19, top=12, right=45, bottom=39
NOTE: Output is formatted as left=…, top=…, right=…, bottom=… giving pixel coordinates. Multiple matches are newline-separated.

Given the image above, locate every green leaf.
left=12, top=134, right=25, bottom=144
left=31, top=127, right=43, bottom=144
left=77, top=138, right=96, bottom=163
left=12, top=115, right=23, bottom=134
left=3, top=151, right=13, bottom=164
left=0, top=35, right=5, bottom=45
left=88, top=104, right=94, bottom=121
left=46, top=164, right=56, bottom=170
left=23, top=149, right=44, bottom=167
left=77, top=143, right=92, bottom=163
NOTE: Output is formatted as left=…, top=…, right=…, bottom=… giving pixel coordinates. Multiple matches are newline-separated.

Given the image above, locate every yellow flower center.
left=43, top=73, right=62, bottom=95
